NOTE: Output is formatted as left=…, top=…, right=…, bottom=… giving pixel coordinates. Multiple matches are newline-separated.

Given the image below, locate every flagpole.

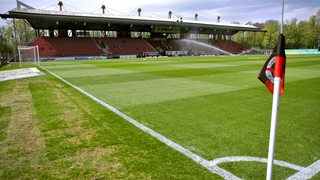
left=280, top=0, right=285, bottom=34
left=266, top=0, right=285, bottom=179
left=266, top=77, right=281, bottom=180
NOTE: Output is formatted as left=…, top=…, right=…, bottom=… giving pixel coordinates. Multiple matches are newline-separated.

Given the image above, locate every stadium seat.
left=30, top=37, right=105, bottom=57
left=104, top=37, right=156, bottom=55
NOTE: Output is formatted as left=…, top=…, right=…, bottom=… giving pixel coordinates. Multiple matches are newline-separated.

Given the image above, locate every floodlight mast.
left=58, top=1, right=63, bottom=12
left=195, top=13, right=198, bottom=21
left=102, top=5, right=106, bottom=14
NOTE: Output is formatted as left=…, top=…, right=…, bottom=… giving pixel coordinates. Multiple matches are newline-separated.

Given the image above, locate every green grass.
left=1, top=54, right=319, bottom=179
left=0, top=107, right=11, bottom=141
left=0, top=62, right=218, bottom=179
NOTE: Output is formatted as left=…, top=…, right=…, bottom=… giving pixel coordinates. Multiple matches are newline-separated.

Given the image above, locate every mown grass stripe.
left=52, top=68, right=134, bottom=78
left=80, top=77, right=236, bottom=107
left=38, top=65, right=235, bottom=179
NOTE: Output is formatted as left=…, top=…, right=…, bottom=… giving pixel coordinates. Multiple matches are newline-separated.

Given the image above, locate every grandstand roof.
left=1, top=6, right=265, bottom=36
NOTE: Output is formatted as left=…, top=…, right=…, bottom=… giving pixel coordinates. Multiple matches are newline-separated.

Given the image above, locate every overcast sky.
left=0, top=0, right=319, bottom=26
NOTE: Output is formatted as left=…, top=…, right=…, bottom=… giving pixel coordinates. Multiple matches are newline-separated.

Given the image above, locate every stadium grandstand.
left=1, top=0, right=265, bottom=59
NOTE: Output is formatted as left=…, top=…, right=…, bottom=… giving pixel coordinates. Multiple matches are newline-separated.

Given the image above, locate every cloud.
left=285, top=6, right=320, bottom=21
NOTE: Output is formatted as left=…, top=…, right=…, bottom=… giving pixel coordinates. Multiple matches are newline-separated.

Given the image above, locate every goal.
left=18, top=45, right=40, bottom=67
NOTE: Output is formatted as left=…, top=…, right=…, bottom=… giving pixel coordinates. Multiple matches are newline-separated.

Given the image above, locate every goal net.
left=18, top=45, right=40, bottom=67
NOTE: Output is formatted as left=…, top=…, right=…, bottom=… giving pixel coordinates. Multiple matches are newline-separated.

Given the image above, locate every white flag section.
left=266, top=77, right=282, bottom=180
left=0, top=68, right=44, bottom=82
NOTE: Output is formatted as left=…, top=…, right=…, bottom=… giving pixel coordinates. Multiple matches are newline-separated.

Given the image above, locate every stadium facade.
left=1, top=0, right=266, bottom=59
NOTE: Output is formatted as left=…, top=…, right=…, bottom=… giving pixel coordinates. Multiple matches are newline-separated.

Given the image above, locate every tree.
left=297, top=20, right=309, bottom=48
left=5, top=19, right=36, bottom=46
left=0, top=26, right=12, bottom=57
left=295, top=15, right=320, bottom=49
left=283, top=18, right=301, bottom=48
left=262, top=20, right=280, bottom=49
left=306, top=15, right=320, bottom=48
left=0, top=19, right=36, bottom=58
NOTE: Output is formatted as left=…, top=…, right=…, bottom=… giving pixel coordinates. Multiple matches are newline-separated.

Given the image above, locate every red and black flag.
left=258, top=34, right=286, bottom=95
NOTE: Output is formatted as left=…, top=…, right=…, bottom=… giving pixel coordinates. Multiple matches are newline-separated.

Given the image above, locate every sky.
left=0, top=0, right=319, bottom=26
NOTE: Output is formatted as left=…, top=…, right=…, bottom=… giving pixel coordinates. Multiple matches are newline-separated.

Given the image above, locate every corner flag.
left=261, top=33, right=286, bottom=180
left=258, top=34, right=286, bottom=95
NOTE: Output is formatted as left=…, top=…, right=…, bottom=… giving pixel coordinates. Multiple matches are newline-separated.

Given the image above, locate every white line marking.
left=209, top=156, right=304, bottom=171
left=287, top=160, right=320, bottom=180
left=39, top=65, right=320, bottom=180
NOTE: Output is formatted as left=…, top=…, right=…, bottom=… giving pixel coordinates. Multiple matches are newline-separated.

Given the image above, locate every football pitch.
left=1, top=54, right=319, bottom=179
left=39, top=54, right=320, bottom=179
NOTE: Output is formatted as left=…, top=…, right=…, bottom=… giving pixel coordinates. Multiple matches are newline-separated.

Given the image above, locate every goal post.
left=18, top=45, right=40, bottom=67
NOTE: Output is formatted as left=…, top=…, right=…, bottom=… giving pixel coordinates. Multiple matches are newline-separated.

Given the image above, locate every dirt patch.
left=73, top=146, right=122, bottom=172
left=0, top=82, right=45, bottom=149
left=0, top=81, right=46, bottom=176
